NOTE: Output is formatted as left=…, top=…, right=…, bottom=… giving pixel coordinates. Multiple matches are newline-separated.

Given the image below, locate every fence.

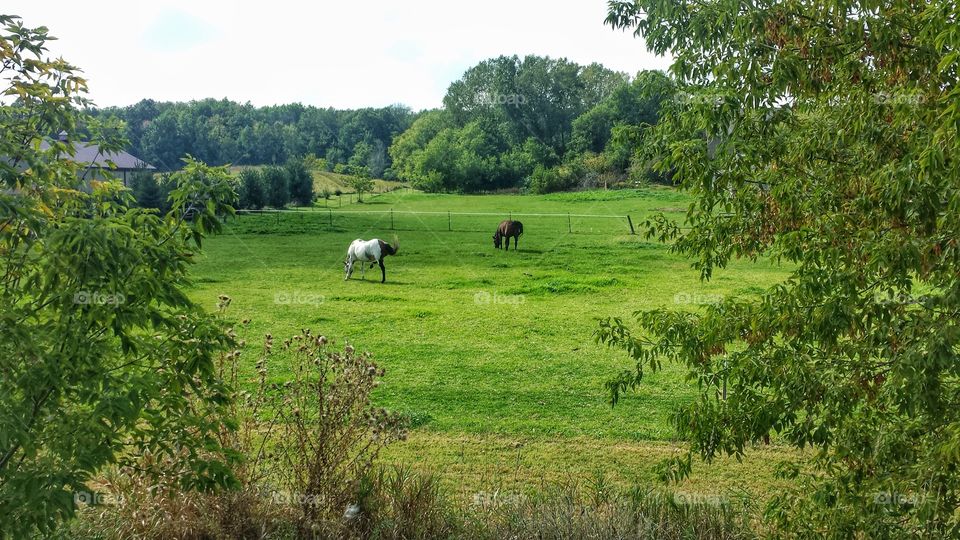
left=232, top=208, right=637, bottom=236
left=318, top=185, right=410, bottom=207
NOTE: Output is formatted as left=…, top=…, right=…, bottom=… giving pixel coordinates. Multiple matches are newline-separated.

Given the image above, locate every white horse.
left=344, top=238, right=399, bottom=283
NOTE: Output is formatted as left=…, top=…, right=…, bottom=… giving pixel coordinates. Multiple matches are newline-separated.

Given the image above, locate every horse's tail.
left=517, top=221, right=523, bottom=236
left=390, top=234, right=400, bottom=255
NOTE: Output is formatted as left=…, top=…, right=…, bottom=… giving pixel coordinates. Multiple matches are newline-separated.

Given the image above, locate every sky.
left=7, top=1, right=671, bottom=111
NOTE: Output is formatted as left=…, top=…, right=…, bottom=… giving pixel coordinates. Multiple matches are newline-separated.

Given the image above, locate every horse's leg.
left=514, top=235, right=518, bottom=250
left=345, top=261, right=353, bottom=280
left=379, top=260, right=386, bottom=283
left=361, top=261, right=365, bottom=280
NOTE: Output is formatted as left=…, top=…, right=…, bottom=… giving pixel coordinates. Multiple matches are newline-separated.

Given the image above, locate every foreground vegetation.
left=601, top=0, right=960, bottom=534
left=65, top=469, right=757, bottom=539
left=62, top=330, right=760, bottom=539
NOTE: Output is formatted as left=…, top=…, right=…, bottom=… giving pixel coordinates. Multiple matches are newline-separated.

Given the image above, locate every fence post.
left=391, top=209, right=394, bottom=230
left=567, top=213, right=572, bottom=234
left=627, top=215, right=635, bottom=235
left=328, top=208, right=332, bottom=227
left=448, top=211, right=451, bottom=231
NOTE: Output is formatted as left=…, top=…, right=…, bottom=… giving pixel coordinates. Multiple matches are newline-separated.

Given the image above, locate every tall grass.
left=63, top=467, right=755, bottom=539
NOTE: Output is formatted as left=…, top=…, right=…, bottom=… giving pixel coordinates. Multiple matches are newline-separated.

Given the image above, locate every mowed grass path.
left=190, top=189, right=794, bottom=494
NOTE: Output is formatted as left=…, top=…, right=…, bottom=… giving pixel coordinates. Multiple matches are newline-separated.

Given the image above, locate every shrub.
left=262, top=166, right=289, bottom=208
left=128, top=170, right=172, bottom=212
left=286, top=157, right=314, bottom=206
left=411, top=170, right=445, bottom=193
left=528, top=164, right=579, bottom=194
left=265, top=332, right=407, bottom=537
left=237, top=168, right=266, bottom=210
left=65, top=328, right=408, bottom=539
left=348, top=174, right=375, bottom=202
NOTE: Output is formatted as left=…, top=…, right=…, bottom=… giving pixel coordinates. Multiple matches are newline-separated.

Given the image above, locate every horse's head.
left=492, top=232, right=501, bottom=249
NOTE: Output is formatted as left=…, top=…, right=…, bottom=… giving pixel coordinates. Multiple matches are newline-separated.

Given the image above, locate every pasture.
left=190, top=188, right=794, bottom=498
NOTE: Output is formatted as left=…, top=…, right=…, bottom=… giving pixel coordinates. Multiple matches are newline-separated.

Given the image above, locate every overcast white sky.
left=8, top=1, right=670, bottom=111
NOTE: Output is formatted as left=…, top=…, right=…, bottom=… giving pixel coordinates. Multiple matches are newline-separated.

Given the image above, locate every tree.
left=93, top=99, right=414, bottom=171
left=388, top=110, right=452, bottom=185
left=262, top=165, right=289, bottom=208
left=347, top=140, right=373, bottom=178
left=366, top=139, right=389, bottom=179
left=348, top=171, right=375, bottom=202
left=238, top=168, right=266, bottom=210
left=0, top=16, right=239, bottom=536
left=570, top=70, right=675, bottom=161
left=129, top=170, right=170, bottom=212
left=285, top=157, right=314, bottom=206
left=598, top=0, right=960, bottom=535
left=393, top=55, right=628, bottom=192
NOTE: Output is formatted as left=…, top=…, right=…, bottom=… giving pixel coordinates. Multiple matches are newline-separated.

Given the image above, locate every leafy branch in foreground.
left=600, top=0, right=960, bottom=535
left=0, top=15, right=239, bottom=535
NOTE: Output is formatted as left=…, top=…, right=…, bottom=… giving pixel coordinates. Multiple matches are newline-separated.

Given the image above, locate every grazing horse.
left=344, top=237, right=399, bottom=283
left=493, top=220, right=523, bottom=250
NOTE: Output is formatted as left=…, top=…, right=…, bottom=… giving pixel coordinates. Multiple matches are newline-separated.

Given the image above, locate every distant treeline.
left=97, top=55, right=675, bottom=194
left=92, top=100, right=414, bottom=177
left=390, top=57, right=675, bottom=193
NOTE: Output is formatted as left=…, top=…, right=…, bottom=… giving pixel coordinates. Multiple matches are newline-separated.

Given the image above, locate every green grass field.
left=190, top=188, right=796, bottom=498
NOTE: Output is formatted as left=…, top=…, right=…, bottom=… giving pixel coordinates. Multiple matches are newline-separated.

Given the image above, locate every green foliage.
left=390, top=56, right=632, bottom=192
left=128, top=170, right=171, bottom=212
left=528, top=164, right=579, bottom=194
left=600, top=0, right=960, bottom=535
left=390, top=59, right=673, bottom=193
left=348, top=172, right=375, bottom=202
left=0, top=16, right=240, bottom=535
left=302, top=152, right=325, bottom=172
left=92, top=99, right=413, bottom=171
left=262, top=165, right=289, bottom=208
left=285, top=157, right=314, bottom=206
left=570, top=70, right=673, bottom=156
left=64, top=331, right=408, bottom=539
left=237, top=168, right=266, bottom=210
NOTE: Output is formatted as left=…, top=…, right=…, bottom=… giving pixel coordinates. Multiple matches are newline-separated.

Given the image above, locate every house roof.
left=39, top=139, right=156, bottom=171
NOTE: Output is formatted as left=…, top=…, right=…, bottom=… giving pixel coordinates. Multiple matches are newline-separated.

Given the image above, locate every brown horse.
left=493, top=220, right=523, bottom=250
